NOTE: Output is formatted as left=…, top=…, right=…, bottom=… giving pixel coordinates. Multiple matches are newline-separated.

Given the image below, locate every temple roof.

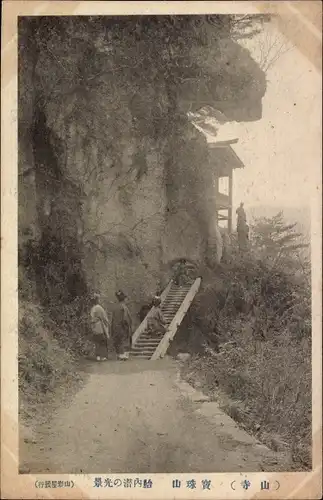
left=208, top=143, right=244, bottom=176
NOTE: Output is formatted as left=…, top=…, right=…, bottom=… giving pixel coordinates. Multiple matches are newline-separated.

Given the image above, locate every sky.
left=224, top=20, right=321, bottom=215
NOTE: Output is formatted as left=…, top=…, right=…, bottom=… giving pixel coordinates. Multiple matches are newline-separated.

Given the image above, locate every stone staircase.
left=130, top=279, right=201, bottom=360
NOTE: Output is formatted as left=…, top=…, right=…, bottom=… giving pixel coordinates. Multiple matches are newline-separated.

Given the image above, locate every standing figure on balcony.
left=236, top=202, right=249, bottom=252
left=236, top=202, right=247, bottom=226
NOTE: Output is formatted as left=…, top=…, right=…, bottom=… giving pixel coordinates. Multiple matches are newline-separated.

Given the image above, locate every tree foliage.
left=250, top=212, right=310, bottom=284
left=251, top=211, right=308, bottom=254
left=189, top=211, right=311, bottom=345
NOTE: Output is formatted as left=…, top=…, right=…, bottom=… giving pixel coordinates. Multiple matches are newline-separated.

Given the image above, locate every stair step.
left=163, top=299, right=184, bottom=302
left=132, top=350, right=156, bottom=355
left=135, top=344, right=160, bottom=348
left=169, top=292, right=190, bottom=296
left=137, top=335, right=162, bottom=340
left=131, top=351, right=154, bottom=357
left=137, top=338, right=161, bottom=343
left=132, top=348, right=155, bottom=352
left=133, top=341, right=160, bottom=347
left=130, top=278, right=200, bottom=361
left=136, top=337, right=161, bottom=341
left=130, top=354, right=151, bottom=359
left=163, top=299, right=183, bottom=302
left=136, top=338, right=160, bottom=342
left=164, top=295, right=187, bottom=299
left=166, top=293, right=189, bottom=298
left=134, top=340, right=161, bottom=345
left=138, top=334, right=163, bottom=340
left=165, top=297, right=185, bottom=309
left=134, top=349, right=158, bottom=354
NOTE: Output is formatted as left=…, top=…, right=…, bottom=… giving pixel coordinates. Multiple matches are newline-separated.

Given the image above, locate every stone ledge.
left=175, top=368, right=270, bottom=450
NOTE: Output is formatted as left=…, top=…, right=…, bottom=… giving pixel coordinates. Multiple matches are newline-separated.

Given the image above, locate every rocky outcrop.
left=18, top=17, right=266, bottom=311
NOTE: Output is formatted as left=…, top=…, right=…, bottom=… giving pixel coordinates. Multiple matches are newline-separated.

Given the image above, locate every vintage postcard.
left=1, top=1, right=322, bottom=499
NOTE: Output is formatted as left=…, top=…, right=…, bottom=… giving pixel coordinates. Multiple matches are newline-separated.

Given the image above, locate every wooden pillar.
left=228, top=169, right=233, bottom=233
left=214, top=174, right=219, bottom=193
left=214, top=174, right=219, bottom=224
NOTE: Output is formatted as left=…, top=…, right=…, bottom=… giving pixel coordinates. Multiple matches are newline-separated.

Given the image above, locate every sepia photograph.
left=1, top=1, right=322, bottom=498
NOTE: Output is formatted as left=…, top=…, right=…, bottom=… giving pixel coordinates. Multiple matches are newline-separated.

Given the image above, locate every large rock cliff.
left=18, top=16, right=266, bottom=313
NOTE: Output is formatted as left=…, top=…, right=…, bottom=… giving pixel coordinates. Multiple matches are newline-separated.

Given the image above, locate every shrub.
left=18, top=300, right=87, bottom=418
left=181, top=213, right=311, bottom=469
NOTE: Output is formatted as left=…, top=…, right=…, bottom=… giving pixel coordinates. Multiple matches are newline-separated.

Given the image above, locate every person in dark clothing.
left=173, top=258, right=193, bottom=286
left=138, top=303, right=152, bottom=323
left=236, top=202, right=249, bottom=252
left=111, top=290, right=132, bottom=360
left=146, top=296, right=167, bottom=337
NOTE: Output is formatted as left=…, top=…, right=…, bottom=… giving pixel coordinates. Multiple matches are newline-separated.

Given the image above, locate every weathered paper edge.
left=1, top=1, right=322, bottom=499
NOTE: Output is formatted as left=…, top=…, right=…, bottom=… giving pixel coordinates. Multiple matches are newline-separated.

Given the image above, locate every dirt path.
left=20, top=358, right=282, bottom=474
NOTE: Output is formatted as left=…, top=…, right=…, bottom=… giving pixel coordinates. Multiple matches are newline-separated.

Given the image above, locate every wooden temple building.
left=208, top=140, right=244, bottom=233
left=189, top=107, right=245, bottom=235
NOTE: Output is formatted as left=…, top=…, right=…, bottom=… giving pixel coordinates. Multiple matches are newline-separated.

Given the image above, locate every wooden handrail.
left=150, top=277, right=202, bottom=360
left=132, top=279, right=173, bottom=347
